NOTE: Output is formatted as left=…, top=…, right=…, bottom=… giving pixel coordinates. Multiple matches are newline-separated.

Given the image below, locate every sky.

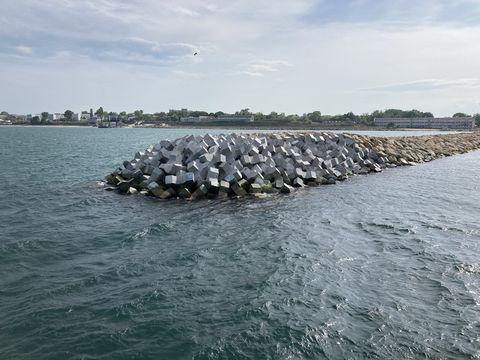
left=1, top=0, right=480, bottom=116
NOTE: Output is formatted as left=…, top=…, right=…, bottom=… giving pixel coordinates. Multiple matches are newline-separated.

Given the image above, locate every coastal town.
left=0, top=108, right=479, bottom=130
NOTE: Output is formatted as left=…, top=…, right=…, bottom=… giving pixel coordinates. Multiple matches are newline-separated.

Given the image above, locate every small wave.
left=127, top=223, right=175, bottom=242
left=356, top=221, right=415, bottom=235
left=418, top=220, right=467, bottom=234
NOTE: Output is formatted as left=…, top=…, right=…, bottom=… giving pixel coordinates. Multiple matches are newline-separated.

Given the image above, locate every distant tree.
left=237, top=108, right=251, bottom=115
left=134, top=110, right=144, bottom=121
left=90, top=108, right=94, bottom=118
left=387, top=122, right=396, bottom=129
left=95, top=107, right=104, bottom=119
left=475, top=114, right=480, bottom=127
left=64, top=110, right=74, bottom=121
left=453, top=112, right=469, bottom=118
left=41, top=112, right=49, bottom=122
left=254, top=112, right=266, bottom=122
left=30, top=116, right=41, bottom=125
left=214, top=111, right=225, bottom=117
left=306, top=111, right=322, bottom=122
left=0, top=111, right=8, bottom=116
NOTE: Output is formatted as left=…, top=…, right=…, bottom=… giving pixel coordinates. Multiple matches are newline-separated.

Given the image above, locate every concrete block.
left=305, top=170, right=317, bottom=181
left=293, top=177, right=305, bottom=187
left=165, top=175, right=177, bottom=185
left=199, top=153, right=214, bottom=163
left=159, top=188, right=176, bottom=199
left=232, top=183, right=247, bottom=196
left=295, top=168, right=305, bottom=178
left=172, top=163, right=186, bottom=173
left=181, top=172, right=196, bottom=184
left=148, top=182, right=165, bottom=197
left=127, top=187, right=138, bottom=195
left=208, top=178, right=219, bottom=189
left=178, top=187, right=192, bottom=198
left=207, top=167, right=219, bottom=179
left=223, top=174, right=236, bottom=183
left=274, top=177, right=284, bottom=189
left=249, top=183, right=262, bottom=193
left=219, top=180, right=230, bottom=192
left=191, top=184, right=209, bottom=199
left=123, top=160, right=134, bottom=170
left=159, top=163, right=175, bottom=174
left=280, top=184, right=294, bottom=194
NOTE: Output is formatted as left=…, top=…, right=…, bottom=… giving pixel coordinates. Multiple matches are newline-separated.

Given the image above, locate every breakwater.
left=105, top=132, right=480, bottom=199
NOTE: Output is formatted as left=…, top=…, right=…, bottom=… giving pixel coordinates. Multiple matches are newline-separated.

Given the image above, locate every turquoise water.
left=1, top=127, right=479, bottom=359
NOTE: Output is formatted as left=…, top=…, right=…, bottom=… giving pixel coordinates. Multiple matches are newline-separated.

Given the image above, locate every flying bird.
left=193, top=52, right=199, bottom=56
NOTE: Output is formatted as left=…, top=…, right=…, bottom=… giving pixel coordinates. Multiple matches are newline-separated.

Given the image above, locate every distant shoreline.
left=0, top=123, right=473, bottom=132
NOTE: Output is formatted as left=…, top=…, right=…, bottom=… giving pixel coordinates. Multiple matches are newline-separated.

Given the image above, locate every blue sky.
left=1, top=0, right=480, bottom=116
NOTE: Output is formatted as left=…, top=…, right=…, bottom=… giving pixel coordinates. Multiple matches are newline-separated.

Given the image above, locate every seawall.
left=105, top=132, right=480, bottom=200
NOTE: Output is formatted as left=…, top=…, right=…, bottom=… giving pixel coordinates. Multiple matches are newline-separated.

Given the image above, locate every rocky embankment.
left=105, top=132, right=480, bottom=200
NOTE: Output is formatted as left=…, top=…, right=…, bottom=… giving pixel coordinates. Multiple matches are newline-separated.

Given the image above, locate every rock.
left=249, top=183, right=262, bottom=194
left=159, top=188, right=176, bottom=199
left=165, top=175, right=177, bottom=185
left=232, top=182, right=247, bottom=196
left=293, top=177, right=305, bottom=187
left=280, top=184, right=295, bottom=194
left=127, top=187, right=138, bottom=195
left=191, top=184, right=209, bottom=199
left=178, top=187, right=192, bottom=198
left=117, top=179, right=134, bottom=193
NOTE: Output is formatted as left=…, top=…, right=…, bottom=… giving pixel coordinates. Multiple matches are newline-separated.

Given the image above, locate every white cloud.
left=242, top=71, right=264, bottom=77
left=243, top=59, right=293, bottom=77
left=364, top=78, right=480, bottom=92
left=16, top=45, right=33, bottom=55
left=166, top=6, right=200, bottom=17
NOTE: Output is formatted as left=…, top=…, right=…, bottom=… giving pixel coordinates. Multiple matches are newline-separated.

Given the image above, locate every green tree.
left=95, top=107, right=104, bottom=119
left=41, top=112, right=49, bottom=122
left=475, top=114, right=480, bottom=127
left=237, top=108, right=251, bottom=115
left=30, top=116, right=41, bottom=125
left=134, top=110, right=144, bottom=121
left=453, top=112, right=468, bottom=118
left=64, top=110, right=74, bottom=121
left=306, top=111, right=322, bottom=122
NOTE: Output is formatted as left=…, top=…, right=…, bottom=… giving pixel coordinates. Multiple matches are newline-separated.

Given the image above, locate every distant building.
left=79, top=112, right=90, bottom=122
left=216, top=114, right=255, bottom=123
left=180, top=114, right=255, bottom=123
left=180, top=116, right=215, bottom=123
left=47, top=113, right=65, bottom=122
left=374, top=117, right=474, bottom=130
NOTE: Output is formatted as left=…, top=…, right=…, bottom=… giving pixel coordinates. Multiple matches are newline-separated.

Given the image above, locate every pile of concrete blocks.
left=105, top=132, right=388, bottom=200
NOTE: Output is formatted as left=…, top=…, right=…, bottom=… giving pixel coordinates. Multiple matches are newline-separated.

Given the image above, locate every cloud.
left=165, top=6, right=200, bottom=17
left=15, top=45, right=33, bottom=55
left=243, top=59, right=293, bottom=77
left=363, top=78, right=480, bottom=92
left=303, top=0, right=480, bottom=26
